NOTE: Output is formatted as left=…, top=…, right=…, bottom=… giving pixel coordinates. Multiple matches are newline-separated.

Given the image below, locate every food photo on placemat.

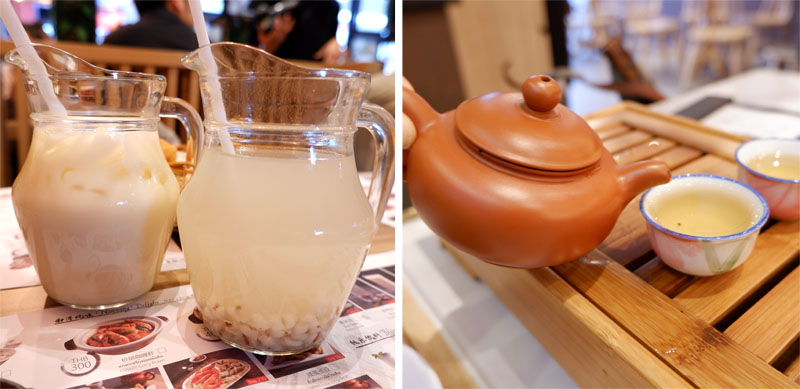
left=339, top=300, right=364, bottom=317
left=359, top=270, right=395, bottom=297
left=162, top=348, right=267, bottom=389
left=326, top=374, right=383, bottom=388
left=348, top=280, right=394, bottom=309
left=64, top=316, right=169, bottom=355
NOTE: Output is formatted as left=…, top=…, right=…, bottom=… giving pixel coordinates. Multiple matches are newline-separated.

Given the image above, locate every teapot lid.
left=455, top=75, right=602, bottom=172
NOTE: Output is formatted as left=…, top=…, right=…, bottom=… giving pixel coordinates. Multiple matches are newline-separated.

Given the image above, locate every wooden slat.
left=725, top=268, right=800, bottom=364
left=162, top=68, right=181, bottom=133
left=634, top=257, right=694, bottom=297
left=187, top=73, right=201, bottom=113
left=166, top=68, right=180, bottom=97
left=287, top=59, right=384, bottom=74
left=12, top=71, right=31, bottom=167
left=598, top=154, right=737, bottom=265
left=554, top=250, right=799, bottom=388
left=674, top=221, right=800, bottom=324
left=403, top=289, right=479, bottom=389
left=0, top=40, right=188, bottom=68
left=584, top=104, right=628, bottom=130
left=447, top=244, right=692, bottom=388
left=621, top=108, right=744, bottom=161
left=596, top=125, right=630, bottom=140
left=143, top=65, right=157, bottom=75
left=786, top=355, right=800, bottom=384
left=613, top=137, right=676, bottom=165
left=650, top=146, right=704, bottom=170
left=118, top=64, right=133, bottom=72
left=602, top=130, right=652, bottom=154
left=589, top=120, right=624, bottom=132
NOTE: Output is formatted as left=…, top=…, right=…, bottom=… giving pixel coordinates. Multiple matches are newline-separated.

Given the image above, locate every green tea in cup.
left=650, top=189, right=755, bottom=237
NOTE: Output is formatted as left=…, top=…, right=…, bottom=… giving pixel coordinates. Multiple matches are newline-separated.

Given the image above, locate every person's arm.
left=313, top=37, right=343, bottom=65
left=258, top=13, right=295, bottom=53
left=312, top=2, right=343, bottom=65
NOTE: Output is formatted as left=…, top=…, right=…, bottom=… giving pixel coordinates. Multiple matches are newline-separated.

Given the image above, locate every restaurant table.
left=0, top=223, right=395, bottom=318
left=650, top=68, right=800, bottom=116
left=403, top=215, right=577, bottom=388
left=650, top=68, right=800, bottom=139
left=402, top=67, right=799, bottom=388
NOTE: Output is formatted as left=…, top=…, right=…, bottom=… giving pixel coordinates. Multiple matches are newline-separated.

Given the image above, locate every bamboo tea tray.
left=444, top=102, right=800, bottom=388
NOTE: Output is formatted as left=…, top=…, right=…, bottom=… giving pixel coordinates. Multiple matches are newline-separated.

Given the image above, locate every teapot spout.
left=403, top=88, right=442, bottom=135
left=616, top=160, right=671, bottom=205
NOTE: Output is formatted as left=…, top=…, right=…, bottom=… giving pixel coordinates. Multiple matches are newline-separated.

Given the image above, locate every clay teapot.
left=403, top=75, right=671, bottom=268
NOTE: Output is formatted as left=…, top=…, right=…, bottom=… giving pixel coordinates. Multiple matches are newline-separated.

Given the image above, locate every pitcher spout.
left=402, top=88, right=441, bottom=134
left=616, top=160, right=671, bottom=206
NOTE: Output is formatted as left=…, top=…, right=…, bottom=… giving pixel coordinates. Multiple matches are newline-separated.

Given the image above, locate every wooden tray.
left=444, top=102, right=800, bottom=388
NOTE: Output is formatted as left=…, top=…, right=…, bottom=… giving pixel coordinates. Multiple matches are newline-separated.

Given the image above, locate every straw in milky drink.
left=187, top=0, right=234, bottom=155
left=0, top=0, right=66, bottom=116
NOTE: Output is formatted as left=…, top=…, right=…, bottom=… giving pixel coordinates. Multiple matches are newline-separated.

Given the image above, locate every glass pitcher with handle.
left=179, top=43, right=394, bottom=355
left=5, top=44, right=202, bottom=309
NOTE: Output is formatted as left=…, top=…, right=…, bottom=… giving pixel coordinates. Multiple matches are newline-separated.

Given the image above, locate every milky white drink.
left=12, top=117, right=179, bottom=308
left=178, top=128, right=376, bottom=354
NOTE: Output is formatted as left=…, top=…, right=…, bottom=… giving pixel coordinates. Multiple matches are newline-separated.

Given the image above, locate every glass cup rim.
left=639, top=173, right=769, bottom=242
left=734, top=138, right=800, bottom=184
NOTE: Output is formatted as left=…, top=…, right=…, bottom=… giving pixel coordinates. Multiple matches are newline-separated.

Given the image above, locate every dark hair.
left=134, top=0, right=166, bottom=15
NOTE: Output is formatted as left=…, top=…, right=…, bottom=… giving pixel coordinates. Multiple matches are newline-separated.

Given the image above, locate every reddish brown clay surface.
left=403, top=75, right=671, bottom=268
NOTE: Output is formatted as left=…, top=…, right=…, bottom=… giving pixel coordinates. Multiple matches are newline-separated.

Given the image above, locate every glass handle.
left=357, top=103, right=395, bottom=226
left=159, top=96, right=204, bottom=186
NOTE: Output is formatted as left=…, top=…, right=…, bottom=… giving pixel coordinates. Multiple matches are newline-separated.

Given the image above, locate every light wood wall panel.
left=445, top=0, right=554, bottom=98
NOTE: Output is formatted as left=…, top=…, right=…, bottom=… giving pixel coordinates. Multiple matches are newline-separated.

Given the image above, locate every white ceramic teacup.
left=640, top=174, right=768, bottom=276
left=735, top=139, right=800, bottom=220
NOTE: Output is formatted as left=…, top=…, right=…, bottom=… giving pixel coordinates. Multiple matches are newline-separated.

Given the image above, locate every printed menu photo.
left=327, top=374, right=383, bottom=388
left=163, top=348, right=268, bottom=388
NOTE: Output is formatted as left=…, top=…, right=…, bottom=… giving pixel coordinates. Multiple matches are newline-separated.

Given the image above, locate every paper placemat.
left=0, top=254, right=395, bottom=388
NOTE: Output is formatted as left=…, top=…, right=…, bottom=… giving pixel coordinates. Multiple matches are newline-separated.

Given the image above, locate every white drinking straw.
left=188, top=0, right=234, bottom=154
left=0, top=0, right=66, bottom=116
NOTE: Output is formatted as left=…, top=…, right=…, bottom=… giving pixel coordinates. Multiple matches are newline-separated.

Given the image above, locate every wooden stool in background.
left=625, top=17, right=680, bottom=68
left=680, top=25, right=753, bottom=88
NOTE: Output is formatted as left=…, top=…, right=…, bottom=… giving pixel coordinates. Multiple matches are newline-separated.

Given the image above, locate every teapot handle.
left=357, top=103, right=395, bottom=226
left=159, top=97, right=204, bottom=187
left=402, top=88, right=441, bottom=136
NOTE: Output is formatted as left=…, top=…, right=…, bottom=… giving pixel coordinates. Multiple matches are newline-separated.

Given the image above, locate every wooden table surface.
left=0, top=224, right=394, bottom=318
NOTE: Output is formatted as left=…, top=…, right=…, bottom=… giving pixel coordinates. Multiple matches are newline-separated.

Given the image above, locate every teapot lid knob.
left=522, top=75, right=561, bottom=113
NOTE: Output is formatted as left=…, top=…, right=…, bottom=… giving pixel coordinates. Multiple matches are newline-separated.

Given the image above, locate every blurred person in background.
left=103, top=0, right=195, bottom=145
left=252, top=0, right=343, bottom=65
left=104, top=0, right=198, bottom=51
